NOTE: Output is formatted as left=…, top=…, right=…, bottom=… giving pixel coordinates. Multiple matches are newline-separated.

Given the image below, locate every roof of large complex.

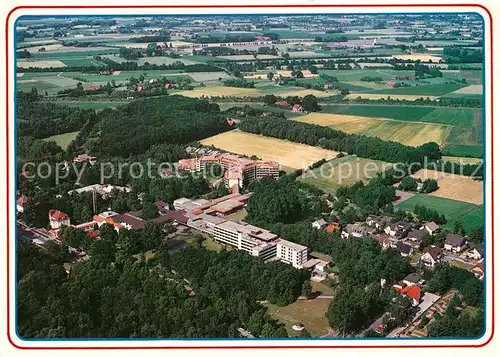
left=276, top=238, right=308, bottom=251
left=216, top=220, right=277, bottom=242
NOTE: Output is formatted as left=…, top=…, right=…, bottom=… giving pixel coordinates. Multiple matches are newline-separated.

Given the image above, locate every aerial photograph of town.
left=15, top=13, right=486, bottom=340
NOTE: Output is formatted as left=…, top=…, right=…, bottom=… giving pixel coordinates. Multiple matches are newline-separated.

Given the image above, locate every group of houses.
left=311, top=214, right=484, bottom=278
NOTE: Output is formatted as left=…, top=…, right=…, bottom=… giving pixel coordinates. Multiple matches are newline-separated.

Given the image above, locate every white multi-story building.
left=276, top=239, right=308, bottom=268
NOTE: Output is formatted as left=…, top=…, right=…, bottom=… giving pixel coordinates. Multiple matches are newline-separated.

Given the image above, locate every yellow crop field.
left=392, top=54, right=443, bottom=62
left=411, top=169, right=483, bottom=205
left=176, top=86, right=262, bottom=98
left=295, top=113, right=450, bottom=147
left=346, top=93, right=439, bottom=101
left=17, top=60, right=66, bottom=68
left=200, top=130, right=338, bottom=170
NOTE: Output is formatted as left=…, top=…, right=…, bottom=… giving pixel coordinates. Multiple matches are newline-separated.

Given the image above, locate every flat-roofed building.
left=276, top=239, right=308, bottom=268
left=251, top=242, right=278, bottom=261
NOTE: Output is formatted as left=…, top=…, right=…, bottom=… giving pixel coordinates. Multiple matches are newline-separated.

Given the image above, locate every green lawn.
left=43, top=131, right=79, bottom=149
left=264, top=299, right=332, bottom=337
left=61, top=58, right=108, bottom=67
left=321, top=104, right=434, bottom=122
left=371, top=83, right=467, bottom=96
left=318, top=69, right=416, bottom=81
left=49, top=101, right=128, bottom=110
left=442, top=144, right=483, bottom=158
left=397, top=194, right=483, bottom=233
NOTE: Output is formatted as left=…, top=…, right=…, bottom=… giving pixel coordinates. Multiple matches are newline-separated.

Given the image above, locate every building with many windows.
left=276, top=239, right=308, bottom=268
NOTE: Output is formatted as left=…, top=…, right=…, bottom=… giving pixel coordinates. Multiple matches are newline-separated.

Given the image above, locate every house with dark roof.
left=366, top=215, right=391, bottom=230
left=444, top=233, right=467, bottom=253
left=420, top=246, right=443, bottom=269
left=312, top=219, right=328, bottom=230
left=341, top=223, right=368, bottom=239
left=384, top=220, right=411, bottom=237
left=396, top=241, right=413, bottom=257
left=407, top=229, right=425, bottom=243
left=403, top=273, right=422, bottom=286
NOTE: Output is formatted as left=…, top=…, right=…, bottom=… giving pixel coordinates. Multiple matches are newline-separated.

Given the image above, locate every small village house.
left=423, top=221, right=440, bottom=236
left=49, top=209, right=71, bottom=230
left=341, top=223, right=367, bottom=239
left=466, top=247, right=484, bottom=261
left=470, top=263, right=484, bottom=280
left=420, top=246, right=443, bottom=269
left=16, top=195, right=30, bottom=213
left=312, top=219, right=327, bottom=230
left=444, top=233, right=467, bottom=253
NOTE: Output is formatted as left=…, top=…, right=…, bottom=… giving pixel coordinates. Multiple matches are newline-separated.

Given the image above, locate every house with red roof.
left=393, top=282, right=422, bottom=307
left=292, top=104, right=304, bottom=112
left=164, top=83, right=174, bottom=89
left=49, top=209, right=70, bottom=230
left=274, top=100, right=290, bottom=107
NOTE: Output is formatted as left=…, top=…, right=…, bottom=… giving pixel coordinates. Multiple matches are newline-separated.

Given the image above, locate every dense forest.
left=17, top=91, right=97, bottom=138
left=17, top=238, right=302, bottom=338
left=87, top=96, right=230, bottom=157
left=238, top=117, right=441, bottom=164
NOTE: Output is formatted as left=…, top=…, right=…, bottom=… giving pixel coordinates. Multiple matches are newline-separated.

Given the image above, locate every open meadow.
left=43, top=131, right=79, bottom=149
left=176, top=86, right=262, bottom=98
left=200, top=130, right=338, bottom=170
left=263, top=299, right=332, bottom=337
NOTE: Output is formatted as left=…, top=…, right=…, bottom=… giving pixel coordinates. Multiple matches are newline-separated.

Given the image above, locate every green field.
left=299, top=155, right=392, bottom=192
left=321, top=105, right=474, bottom=126
left=17, top=81, right=59, bottom=92
left=396, top=194, right=483, bottom=233
left=318, top=69, right=416, bottom=81
left=31, top=48, right=119, bottom=58
left=49, top=101, right=128, bottom=110
left=43, top=131, right=79, bottom=149
left=61, top=58, right=107, bottom=67
left=371, top=83, right=467, bottom=96
left=442, top=144, right=483, bottom=158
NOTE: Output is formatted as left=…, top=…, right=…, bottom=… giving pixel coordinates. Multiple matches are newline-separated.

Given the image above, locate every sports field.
left=177, top=86, right=262, bottom=98
left=200, top=130, right=337, bottom=170
left=396, top=194, right=483, bottom=233
left=298, top=155, right=392, bottom=192
left=43, top=131, right=79, bottom=149
left=411, top=169, right=483, bottom=205
left=295, top=113, right=450, bottom=146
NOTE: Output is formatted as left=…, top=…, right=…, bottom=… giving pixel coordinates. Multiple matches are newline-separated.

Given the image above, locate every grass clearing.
left=321, top=105, right=434, bottom=122
left=48, top=101, right=127, bottom=110
left=177, top=86, right=261, bottom=98
left=264, top=299, right=332, bottom=337
left=370, top=83, right=466, bottom=96
left=299, top=155, right=392, bottom=192
left=311, top=280, right=336, bottom=296
left=442, top=156, right=483, bottom=164
left=397, top=194, right=483, bottom=233
left=200, top=130, right=337, bottom=170
left=43, top=131, right=79, bottom=149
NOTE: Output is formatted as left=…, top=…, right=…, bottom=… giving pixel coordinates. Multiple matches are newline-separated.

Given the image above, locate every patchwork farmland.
left=295, top=113, right=451, bottom=147
left=200, top=130, right=338, bottom=170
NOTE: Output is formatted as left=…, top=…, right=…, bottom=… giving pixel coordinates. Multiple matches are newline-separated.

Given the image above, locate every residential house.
left=407, top=229, right=426, bottom=244
left=384, top=220, right=411, bottom=237
left=341, top=223, right=367, bottom=239
left=274, top=100, right=289, bottom=107
left=49, top=209, right=71, bottom=230
left=466, top=247, right=484, bottom=261
left=470, top=263, right=484, bottom=280
left=366, top=215, right=390, bottom=230
left=403, top=273, right=422, bottom=287
left=401, top=285, right=422, bottom=307
left=420, top=246, right=443, bottom=269
left=312, top=219, right=327, bottom=230
left=396, top=241, right=413, bottom=257
left=73, top=153, right=97, bottom=164
left=325, top=223, right=340, bottom=233
left=292, top=104, right=304, bottom=112
left=424, top=221, right=440, bottom=236
left=444, top=233, right=467, bottom=253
